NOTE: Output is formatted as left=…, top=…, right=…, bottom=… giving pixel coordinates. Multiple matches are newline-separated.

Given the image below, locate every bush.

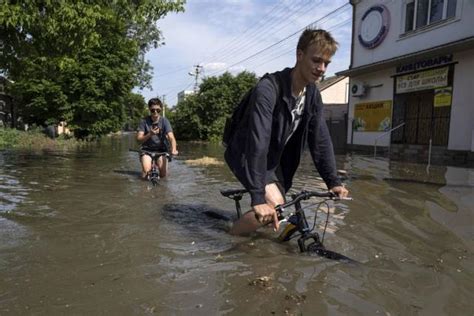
left=0, top=128, right=84, bottom=150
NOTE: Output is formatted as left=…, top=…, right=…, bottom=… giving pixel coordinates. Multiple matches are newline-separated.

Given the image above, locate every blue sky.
left=139, top=0, right=352, bottom=106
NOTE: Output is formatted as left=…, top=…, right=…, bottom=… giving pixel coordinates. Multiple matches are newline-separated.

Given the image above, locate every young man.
left=137, top=98, right=178, bottom=179
left=224, top=29, right=349, bottom=235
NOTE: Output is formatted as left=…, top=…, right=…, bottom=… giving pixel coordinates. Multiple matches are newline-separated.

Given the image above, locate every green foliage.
left=0, top=128, right=84, bottom=150
left=171, top=94, right=203, bottom=140
left=0, top=128, right=20, bottom=148
left=170, top=71, right=258, bottom=141
left=124, top=92, right=147, bottom=131
left=0, top=0, right=185, bottom=138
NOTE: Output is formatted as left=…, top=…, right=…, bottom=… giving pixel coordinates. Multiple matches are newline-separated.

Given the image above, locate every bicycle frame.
left=275, top=191, right=334, bottom=253
left=130, top=149, right=171, bottom=186
left=220, top=189, right=356, bottom=262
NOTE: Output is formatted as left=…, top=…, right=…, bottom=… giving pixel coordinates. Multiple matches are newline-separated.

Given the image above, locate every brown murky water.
left=1, top=133, right=473, bottom=315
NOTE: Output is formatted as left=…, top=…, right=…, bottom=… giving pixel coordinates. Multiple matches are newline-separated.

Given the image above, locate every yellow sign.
left=354, top=100, right=392, bottom=132
left=434, top=87, right=452, bottom=107
left=396, top=67, right=449, bottom=94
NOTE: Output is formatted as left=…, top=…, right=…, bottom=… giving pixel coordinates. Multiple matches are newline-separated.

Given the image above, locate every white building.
left=318, top=75, right=349, bottom=120
left=317, top=75, right=350, bottom=150
left=338, top=0, right=474, bottom=165
left=177, top=90, right=195, bottom=104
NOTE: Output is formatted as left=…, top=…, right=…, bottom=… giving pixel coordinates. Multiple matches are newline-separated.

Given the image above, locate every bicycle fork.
left=149, top=160, right=160, bottom=186
left=293, top=200, right=324, bottom=253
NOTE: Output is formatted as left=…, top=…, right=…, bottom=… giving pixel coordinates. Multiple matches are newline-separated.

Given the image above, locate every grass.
left=0, top=128, right=85, bottom=151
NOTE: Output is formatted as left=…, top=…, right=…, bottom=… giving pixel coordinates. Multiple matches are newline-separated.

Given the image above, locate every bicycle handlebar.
left=275, top=190, right=352, bottom=220
left=129, top=148, right=172, bottom=161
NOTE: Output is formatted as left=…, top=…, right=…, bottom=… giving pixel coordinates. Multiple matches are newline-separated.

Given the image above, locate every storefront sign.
left=434, top=87, right=452, bottom=107
left=354, top=100, right=392, bottom=132
left=396, top=67, right=448, bottom=94
left=396, top=54, right=453, bottom=73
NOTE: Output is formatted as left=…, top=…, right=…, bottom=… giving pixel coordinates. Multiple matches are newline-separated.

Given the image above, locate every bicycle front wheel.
left=306, top=243, right=357, bottom=263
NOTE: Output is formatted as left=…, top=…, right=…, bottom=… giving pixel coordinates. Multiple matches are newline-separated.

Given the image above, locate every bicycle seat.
left=220, top=188, right=248, bottom=198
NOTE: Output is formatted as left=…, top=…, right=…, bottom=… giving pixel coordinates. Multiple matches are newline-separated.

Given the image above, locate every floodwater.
left=1, top=133, right=473, bottom=315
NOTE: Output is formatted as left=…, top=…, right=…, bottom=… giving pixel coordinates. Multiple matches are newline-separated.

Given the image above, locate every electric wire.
left=160, top=1, right=357, bottom=105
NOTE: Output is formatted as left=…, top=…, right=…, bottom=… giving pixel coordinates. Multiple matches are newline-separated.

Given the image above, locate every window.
left=404, top=0, right=457, bottom=32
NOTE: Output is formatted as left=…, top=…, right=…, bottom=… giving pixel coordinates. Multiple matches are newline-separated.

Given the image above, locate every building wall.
left=177, top=90, right=194, bottom=104
left=321, top=77, right=349, bottom=104
left=348, top=68, right=395, bottom=146
left=449, top=48, right=474, bottom=150
left=344, top=0, right=474, bottom=156
left=352, top=0, right=474, bottom=68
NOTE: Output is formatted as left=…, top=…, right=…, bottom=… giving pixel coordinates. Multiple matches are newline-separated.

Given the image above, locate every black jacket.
left=224, top=67, right=341, bottom=206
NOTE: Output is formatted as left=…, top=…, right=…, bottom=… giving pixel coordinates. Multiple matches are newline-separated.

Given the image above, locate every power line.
left=200, top=1, right=289, bottom=63
left=207, top=3, right=350, bottom=76
left=164, top=16, right=352, bottom=105
left=214, top=0, right=324, bottom=66
left=154, top=1, right=290, bottom=80
left=160, top=2, right=356, bottom=105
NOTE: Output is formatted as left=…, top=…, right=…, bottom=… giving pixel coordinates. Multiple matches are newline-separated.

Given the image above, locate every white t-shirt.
left=286, top=87, right=306, bottom=143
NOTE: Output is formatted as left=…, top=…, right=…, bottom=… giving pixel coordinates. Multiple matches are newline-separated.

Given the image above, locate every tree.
left=171, top=94, right=203, bottom=141
left=0, top=1, right=184, bottom=138
left=170, top=71, right=258, bottom=141
left=124, top=92, right=147, bottom=131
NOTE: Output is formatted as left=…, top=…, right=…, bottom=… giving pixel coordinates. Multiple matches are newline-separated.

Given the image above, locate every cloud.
left=141, top=0, right=352, bottom=105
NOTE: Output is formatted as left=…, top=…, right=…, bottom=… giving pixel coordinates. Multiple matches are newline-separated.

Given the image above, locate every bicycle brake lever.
left=275, top=205, right=285, bottom=221
left=333, top=196, right=353, bottom=201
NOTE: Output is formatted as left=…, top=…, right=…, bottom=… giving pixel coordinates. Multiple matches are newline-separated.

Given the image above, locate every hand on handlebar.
left=253, top=203, right=280, bottom=231
left=330, top=185, right=349, bottom=199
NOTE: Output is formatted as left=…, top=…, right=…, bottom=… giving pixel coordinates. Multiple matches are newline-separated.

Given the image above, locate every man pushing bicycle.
left=224, top=29, right=349, bottom=235
left=137, top=98, right=178, bottom=179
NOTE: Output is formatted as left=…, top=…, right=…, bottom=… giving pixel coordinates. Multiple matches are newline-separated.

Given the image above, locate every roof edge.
left=336, top=36, right=474, bottom=77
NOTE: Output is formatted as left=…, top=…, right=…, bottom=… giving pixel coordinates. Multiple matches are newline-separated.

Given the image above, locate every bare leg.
left=229, top=183, right=285, bottom=235
left=158, top=156, right=168, bottom=177
left=140, top=155, right=152, bottom=179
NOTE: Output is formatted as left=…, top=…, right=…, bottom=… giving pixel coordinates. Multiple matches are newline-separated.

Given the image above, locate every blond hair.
left=297, top=29, right=338, bottom=56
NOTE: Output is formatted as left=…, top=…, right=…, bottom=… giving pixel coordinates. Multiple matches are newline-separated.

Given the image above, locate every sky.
left=139, top=0, right=353, bottom=106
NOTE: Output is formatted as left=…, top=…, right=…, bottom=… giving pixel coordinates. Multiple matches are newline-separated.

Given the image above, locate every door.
left=392, top=90, right=449, bottom=146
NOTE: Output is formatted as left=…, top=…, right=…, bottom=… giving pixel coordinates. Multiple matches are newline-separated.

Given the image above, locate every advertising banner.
left=434, top=87, right=452, bottom=107
left=354, top=100, right=392, bottom=132
left=396, top=67, right=448, bottom=94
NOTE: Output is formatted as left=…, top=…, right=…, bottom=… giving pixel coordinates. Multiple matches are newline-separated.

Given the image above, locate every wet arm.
left=166, top=132, right=178, bottom=155
left=137, top=131, right=153, bottom=143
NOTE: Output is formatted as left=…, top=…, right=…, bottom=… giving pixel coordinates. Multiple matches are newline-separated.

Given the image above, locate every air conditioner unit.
left=351, top=82, right=366, bottom=97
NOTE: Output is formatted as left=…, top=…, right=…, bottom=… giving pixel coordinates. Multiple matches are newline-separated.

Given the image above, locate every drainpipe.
left=426, top=138, right=432, bottom=174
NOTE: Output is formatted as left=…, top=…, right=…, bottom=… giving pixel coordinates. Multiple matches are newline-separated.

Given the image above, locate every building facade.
left=318, top=75, right=350, bottom=151
left=177, top=90, right=195, bottom=104
left=338, top=0, right=474, bottom=165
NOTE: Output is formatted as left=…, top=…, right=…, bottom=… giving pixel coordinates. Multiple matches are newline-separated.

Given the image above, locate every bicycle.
left=130, top=149, right=171, bottom=186
left=220, top=188, right=356, bottom=263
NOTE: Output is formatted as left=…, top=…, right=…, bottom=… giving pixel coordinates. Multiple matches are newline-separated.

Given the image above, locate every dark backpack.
left=222, top=73, right=280, bottom=147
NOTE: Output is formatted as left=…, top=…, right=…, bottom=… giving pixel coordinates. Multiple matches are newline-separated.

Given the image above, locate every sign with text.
left=434, top=87, right=452, bottom=107
left=396, top=67, right=448, bottom=94
left=354, top=100, right=392, bottom=132
left=396, top=54, right=453, bottom=73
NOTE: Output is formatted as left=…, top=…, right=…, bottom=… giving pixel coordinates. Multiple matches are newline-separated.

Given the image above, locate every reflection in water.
left=0, top=136, right=473, bottom=315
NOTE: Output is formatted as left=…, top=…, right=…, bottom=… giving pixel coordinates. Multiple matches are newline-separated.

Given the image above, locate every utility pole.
left=188, top=64, right=203, bottom=93
left=162, top=94, right=166, bottom=117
